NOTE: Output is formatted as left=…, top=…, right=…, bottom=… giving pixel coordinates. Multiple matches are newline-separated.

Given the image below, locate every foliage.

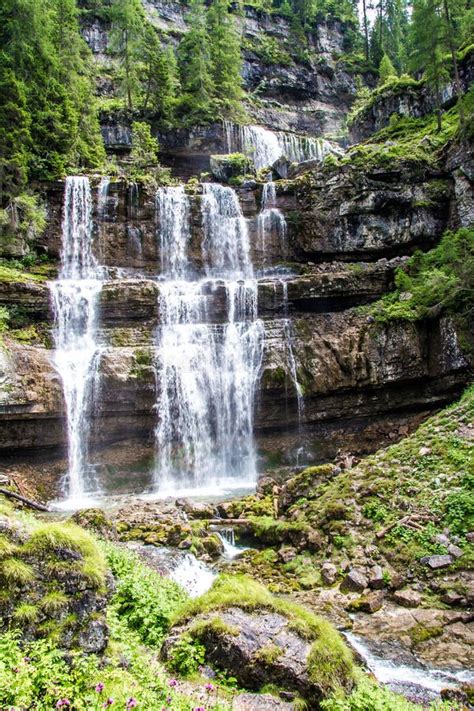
left=168, top=632, right=206, bottom=676
left=378, top=53, right=398, bottom=84
left=129, top=121, right=159, bottom=170
left=371, top=227, right=474, bottom=352
left=104, top=543, right=188, bottom=647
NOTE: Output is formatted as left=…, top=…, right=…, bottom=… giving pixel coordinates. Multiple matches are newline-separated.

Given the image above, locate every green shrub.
left=168, top=632, right=206, bottom=676
left=104, top=543, right=188, bottom=647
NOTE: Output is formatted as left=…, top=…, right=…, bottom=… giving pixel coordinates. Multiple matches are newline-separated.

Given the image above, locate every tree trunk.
left=363, top=0, right=369, bottom=60
left=442, top=0, right=466, bottom=135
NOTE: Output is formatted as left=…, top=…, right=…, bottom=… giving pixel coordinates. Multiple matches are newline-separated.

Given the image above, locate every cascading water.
left=153, top=184, right=264, bottom=494
left=257, top=180, right=288, bottom=263
left=224, top=121, right=335, bottom=170
left=49, top=177, right=103, bottom=504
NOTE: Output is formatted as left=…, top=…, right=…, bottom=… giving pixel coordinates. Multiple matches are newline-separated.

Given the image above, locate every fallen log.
left=208, top=518, right=251, bottom=525
left=0, top=487, right=49, bottom=512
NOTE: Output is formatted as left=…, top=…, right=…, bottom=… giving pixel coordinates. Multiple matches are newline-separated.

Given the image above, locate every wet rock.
left=340, top=569, right=368, bottom=594
left=321, top=562, right=338, bottom=585
left=210, top=154, right=252, bottom=183
left=368, top=565, right=384, bottom=590
left=175, top=498, right=215, bottom=519
left=421, top=554, right=453, bottom=570
left=71, top=508, right=117, bottom=541
left=257, top=476, right=278, bottom=496
left=393, top=589, right=422, bottom=608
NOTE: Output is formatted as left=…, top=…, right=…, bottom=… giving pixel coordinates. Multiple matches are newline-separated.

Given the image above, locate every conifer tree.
left=207, top=0, right=244, bottom=116
left=142, top=25, right=179, bottom=123
left=178, top=0, right=215, bottom=122
left=109, top=0, right=144, bottom=110
left=378, top=53, right=398, bottom=83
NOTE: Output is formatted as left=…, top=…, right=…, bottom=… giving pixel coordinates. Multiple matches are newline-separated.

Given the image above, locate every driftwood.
left=376, top=513, right=432, bottom=539
left=0, top=487, right=49, bottom=512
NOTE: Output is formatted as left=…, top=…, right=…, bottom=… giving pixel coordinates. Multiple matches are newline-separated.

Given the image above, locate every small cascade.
left=216, top=527, right=247, bottom=559
left=280, top=280, right=304, bottom=421
left=257, top=180, right=288, bottom=263
left=224, top=121, right=335, bottom=170
left=153, top=183, right=264, bottom=494
left=49, top=177, right=103, bottom=503
left=97, top=176, right=110, bottom=220
left=169, top=553, right=216, bottom=598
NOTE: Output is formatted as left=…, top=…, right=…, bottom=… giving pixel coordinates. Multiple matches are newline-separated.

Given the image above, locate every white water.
left=169, top=553, right=216, bottom=598
left=153, top=185, right=264, bottom=493
left=346, top=632, right=474, bottom=696
left=216, top=528, right=248, bottom=559
left=257, top=180, right=288, bottom=263
left=224, top=121, right=334, bottom=170
left=50, top=177, right=103, bottom=505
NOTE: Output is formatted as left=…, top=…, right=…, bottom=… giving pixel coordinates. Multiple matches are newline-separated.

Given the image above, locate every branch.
left=0, top=487, right=49, bottom=512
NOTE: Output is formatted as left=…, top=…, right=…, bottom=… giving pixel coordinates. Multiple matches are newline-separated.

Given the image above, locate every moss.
left=13, top=602, right=39, bottom=623
left=0, top=262, right=48, bottom=283
left=408, top=624, right=443, bottom=646
left=0, top=557, right=34, bottom=585
left=26, top=522, right=106, bottom=590
left=41, top=591, right=68, bottom=615
left=307, top=634, right=355, bottom=695
left=190, top=616, right=240, bottom=639
left=253, top=643, right=283, bottom=665
left=0, top=533, right=17, bottom=558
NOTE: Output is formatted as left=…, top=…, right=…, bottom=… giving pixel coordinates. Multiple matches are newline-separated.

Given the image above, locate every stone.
left=447, top=544, right=464, bottom=559
left=279, top=546, right=297, bottom=564
left=441, top=591, right=463, bottom=606
left=257, top=476, right=278, bottom=496
left=178, top=538, right=192, bottom=549
left=349, top=591, right=384, bottom=613
left=434, top=533, right=450, bottom=546
left=418, top=446, right=432, bottom=456
left=393, top=589, right=422, bottom=608
left=389, top=572, right=406, bottom=590
left=321, top=562, right=338, bottom=586
left=422, top=554, right=453, bottom=569
left=340, top=569, right=368, bottom=594
left=368, top=565, right=384, bottom=590
left=466, top=532, right=474, bottom=542
left=306, top=528, right=323, bottom=551
left=233, top=693, right=294, bottom=710
left=175, top=498, right=215, bottom=519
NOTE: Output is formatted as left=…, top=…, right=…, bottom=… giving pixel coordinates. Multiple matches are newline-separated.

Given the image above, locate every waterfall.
left=49, top=177, right=103, bottom=504
left=223, top=121, right=334, bottom=170
left=153, top=185, right=264, bottom=494
left=257, top=180, right=288, bottom=263
left=281, top=281, right=305, bottom=421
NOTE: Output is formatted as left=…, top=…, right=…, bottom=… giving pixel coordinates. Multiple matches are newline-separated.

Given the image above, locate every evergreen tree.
left=178, top=0, right=215, bottom=122
left=409, top=0, right=448, bottom=130
left=109, top=0, right=144, bottom=109
left=0, top=69, right=31, bottom=205
left=378, top=53, right=398, bottom=84
left=142, top=25, right=179, bottom=122
left=207, top=0, right=244, bottom=116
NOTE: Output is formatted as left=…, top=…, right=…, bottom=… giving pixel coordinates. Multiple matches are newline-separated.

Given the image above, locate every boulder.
left=421, top=554, right=453, bottom=570
left=210, top=154, right=252, bottom=183
left=321, top=562, right=338, bottom=586
left=349, top=591, right=384, bottom=613
left=233, top=693, right=294, bottom=710
left=175, top=498, right=216, bottom=519
left=368, top=565, right=384, bottom=590
left=393, top=589, right=422, bottom=608
left=279, top=546, right=298, bottom=563
left=340, top=569, right=368, bottom=594
left=448, top=544, right=464, bottom=559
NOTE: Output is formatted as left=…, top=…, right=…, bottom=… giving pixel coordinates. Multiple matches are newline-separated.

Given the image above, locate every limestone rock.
left=368, top=565, right=384, bottom=590
left=393, top=589, right=422, bottom=608
left=340, top=569, right=368, bottom=594
left=321, top=562, right=338, bottom=586
left=422, top=554, right=453, bottom=569
left=448, top=544, right=464, bottom=559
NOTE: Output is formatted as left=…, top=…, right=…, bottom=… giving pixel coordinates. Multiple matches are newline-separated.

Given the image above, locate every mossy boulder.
left=71, top=508, right=118, bottom=540
left=162, top=574, right=355, bottom=705
left=0, top=517, right=109, bottom=653
left=210, top=153, right=253, bottom=183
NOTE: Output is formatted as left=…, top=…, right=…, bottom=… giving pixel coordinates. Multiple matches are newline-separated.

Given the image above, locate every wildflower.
left=102, top=698, right=114, bottom=707
left=166, top=697, right=172, bottom=704
left=193, top=707, right=206, bottom=711
left=126, top=699, right=137, bottom=709
left=95, top=683, right=105, bottom=693
left=205, top=683, right=214, bottom=692
left=23, top=657, right=31, bottom=663
left=168, top=679, right=177, bottom=687
left=56, top=700, right=70, bottom=708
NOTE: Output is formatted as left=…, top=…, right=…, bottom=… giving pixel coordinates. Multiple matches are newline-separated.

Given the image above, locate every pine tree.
left=409, top=0, right=448, bottom=130
left=142, top=25, right=178, bottom=122
left=378, top=53, right=398, bottom=84
left=207, top=0, right=244, bottom=116
left=178, top=0, right=215, bottom=122
left=0, top=69, right=31, bottom=204
left=109, top=0, right=144, bottom=110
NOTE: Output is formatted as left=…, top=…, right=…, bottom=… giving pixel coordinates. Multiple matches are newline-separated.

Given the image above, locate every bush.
left=104, top=543, right=188, bottom=647
left=321, top=676, right=456, bottom=710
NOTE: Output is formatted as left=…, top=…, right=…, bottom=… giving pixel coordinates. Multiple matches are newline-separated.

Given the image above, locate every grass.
left=0, top=558, right=34, bottom=585
left=0, top=263, right=48, bottom=283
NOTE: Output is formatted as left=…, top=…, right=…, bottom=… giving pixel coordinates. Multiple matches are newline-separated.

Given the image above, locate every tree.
left=129, top=121, right=159, bottom=169
left=0, top=69, right=31, bottom=205
left=207, top=0, right=244, bottom=116
left=409, top=0, right=448, bottom=130
left=378, top=53, right=398, bottom=84
left=142, top=25, right=179, bottom=122
left=178, top=0, right=215, bottom=122
left=109, top=0, right=144, bottom=109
